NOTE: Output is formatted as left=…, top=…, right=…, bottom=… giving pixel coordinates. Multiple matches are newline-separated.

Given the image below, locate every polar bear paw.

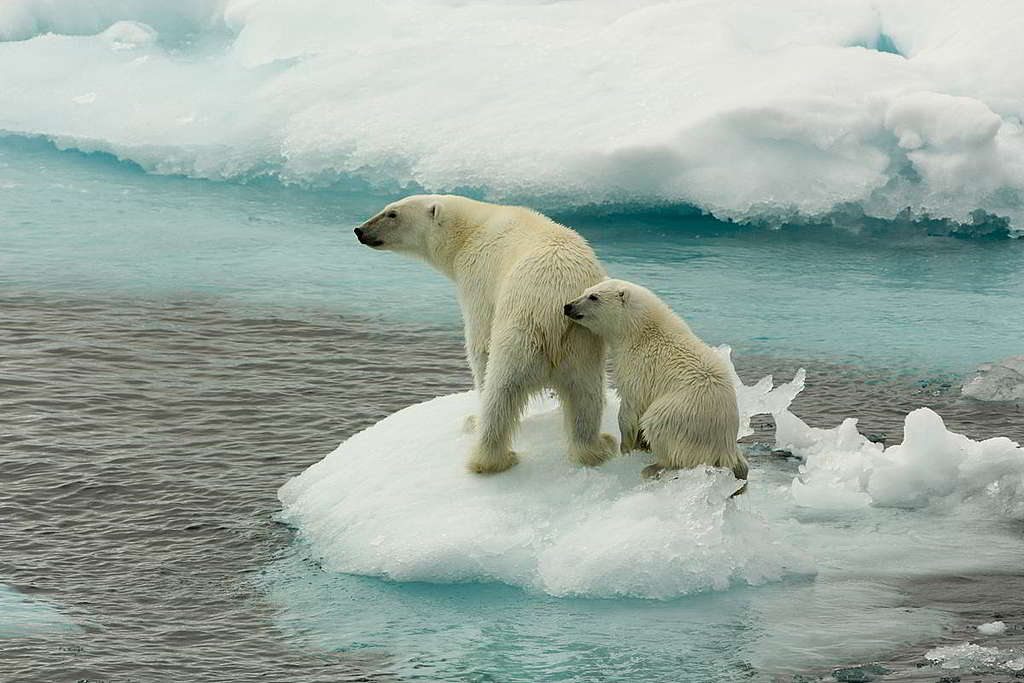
left=570, top=433, right=617, bottom=467
left=468, top=448, right=519, bottom=474
left=642, top=464, right=668, bottom=480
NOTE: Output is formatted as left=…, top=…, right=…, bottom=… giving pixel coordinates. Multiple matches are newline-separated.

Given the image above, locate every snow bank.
left=2, top=0, right=1024, bottom=232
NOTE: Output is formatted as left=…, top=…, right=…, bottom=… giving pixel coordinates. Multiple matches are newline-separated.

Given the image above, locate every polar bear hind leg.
left=551, top=326, right=617, bottom=467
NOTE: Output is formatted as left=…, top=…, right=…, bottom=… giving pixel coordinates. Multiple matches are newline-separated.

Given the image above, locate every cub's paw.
left=642, top=464, right=667, bottom=480
left=571, top=433, right=617, bottom=467
left=467, top=449, right=519, bottom=474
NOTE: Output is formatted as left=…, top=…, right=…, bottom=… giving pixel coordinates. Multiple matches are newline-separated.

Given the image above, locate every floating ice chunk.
left=278, top=391, right=813, bottom=599
left=926, top=642, right=1003, bottom=669
left=977, top=620, right=1007, bottom=635
left=962, top=355, right=1024, bottom=401
left=759, top=370, right=1024, bottom=513
left=713, top=345, right=805, bottom=439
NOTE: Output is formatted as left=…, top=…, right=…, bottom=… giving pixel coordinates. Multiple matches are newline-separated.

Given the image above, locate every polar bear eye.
left=588, top=294, right=598, bottom=301
left=386, top=211, right=398, bottom=218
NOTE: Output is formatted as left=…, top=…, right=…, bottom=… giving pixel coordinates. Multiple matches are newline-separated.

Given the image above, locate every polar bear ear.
left=618, top=288, right=629, bottom=305
left=428, top=202, right=442, bottom=223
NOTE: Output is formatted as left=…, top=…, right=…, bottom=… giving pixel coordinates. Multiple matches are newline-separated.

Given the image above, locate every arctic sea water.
left=3, top=1, right=1024, bottom=681
left=5, top=134, right=1024, bottom=682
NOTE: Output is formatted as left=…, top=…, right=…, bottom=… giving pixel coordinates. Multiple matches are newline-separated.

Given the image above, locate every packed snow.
left=2, top=0, right=1024, bottom=232
left=279, top=347, right=1024, bottom=598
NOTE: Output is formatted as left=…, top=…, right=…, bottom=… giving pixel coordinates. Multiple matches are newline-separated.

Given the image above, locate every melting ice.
left=279, top=347, right=1024, bottom=600
left=271, top=348, right=1024, bottom=679
left=2, top=0, right=1024, bottom=231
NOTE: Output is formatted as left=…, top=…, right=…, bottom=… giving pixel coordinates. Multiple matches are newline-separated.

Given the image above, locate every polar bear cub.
left=355, top=194, right=617, bottom=474
left=564, top=279, right=748, bottom=489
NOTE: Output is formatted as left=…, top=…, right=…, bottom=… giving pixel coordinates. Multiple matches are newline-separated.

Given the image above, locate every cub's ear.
left=429, top=202, right=441, bottom=223
left=618, top=289, right=629, bottom=305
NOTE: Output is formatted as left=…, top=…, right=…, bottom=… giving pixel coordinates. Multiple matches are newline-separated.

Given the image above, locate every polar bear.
left=355, top=195, right=617, bottom=474
left=564, top=279, right=749, bottom=490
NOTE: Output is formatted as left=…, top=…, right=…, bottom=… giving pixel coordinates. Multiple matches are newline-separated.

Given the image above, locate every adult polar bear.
left=354, top=195, right=617, bottom=474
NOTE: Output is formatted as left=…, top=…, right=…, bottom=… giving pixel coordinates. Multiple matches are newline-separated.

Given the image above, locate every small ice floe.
left=977, top=620, right=1007, bottom=635
left=71, top=92, right=97, bottom=105
left=962, top=355, right=1024, bottom=401
left=278, top=387, right=814, bottom=600
left=926, top=642, right=1003, bottom=669
left=926, top=642, right=1024, bottom=672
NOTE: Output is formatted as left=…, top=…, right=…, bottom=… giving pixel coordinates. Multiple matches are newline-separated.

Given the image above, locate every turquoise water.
left=5, top=136, right=1024, bottom=681
left=4, top=136, right=1022, bottom=374
left=0, top=585, right=79, bottom=639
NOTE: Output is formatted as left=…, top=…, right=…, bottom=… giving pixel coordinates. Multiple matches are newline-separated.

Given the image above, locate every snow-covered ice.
left=279, top=348, right=1024, bottom=598
left=278, top=387, right=814, bottom=600
left=2, top=0, right=1024, bottom=232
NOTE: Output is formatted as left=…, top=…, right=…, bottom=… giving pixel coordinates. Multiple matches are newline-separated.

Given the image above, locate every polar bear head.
left=354, top=194, right=446, bottom=255
left=564, top=278, right=658, bottom=338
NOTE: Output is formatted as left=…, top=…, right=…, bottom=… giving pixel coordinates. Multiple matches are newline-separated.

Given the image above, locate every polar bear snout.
left=354, top=226, right=384, bottom=248
left=563, top=302, right=583, bottom=320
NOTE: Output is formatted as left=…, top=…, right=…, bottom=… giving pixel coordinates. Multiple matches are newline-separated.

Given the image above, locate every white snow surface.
left=279, top=347, right=1024, bottom=599
left=2, top=0, right=1024, bottom=231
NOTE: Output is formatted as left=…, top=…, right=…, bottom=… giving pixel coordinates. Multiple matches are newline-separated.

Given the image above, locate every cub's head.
left=353, top=195, right=445, bottom=255
left=564, top=278, right=651, bottom=338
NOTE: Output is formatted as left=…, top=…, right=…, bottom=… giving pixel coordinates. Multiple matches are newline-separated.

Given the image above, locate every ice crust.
left=2, top=0, right=1024, bottom=232
left=279, top=347, right=1024, bottom=598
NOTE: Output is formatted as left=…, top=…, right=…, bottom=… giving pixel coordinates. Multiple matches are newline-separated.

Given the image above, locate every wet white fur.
left=356, top=194, right=617, bottom=473
left=567, top=279, right=748, bottom=483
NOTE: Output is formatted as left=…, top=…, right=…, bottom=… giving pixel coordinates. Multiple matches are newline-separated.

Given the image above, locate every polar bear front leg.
left=461, top=304, right=491, bottom=431
left=467, top=337, right=540, bottom=474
